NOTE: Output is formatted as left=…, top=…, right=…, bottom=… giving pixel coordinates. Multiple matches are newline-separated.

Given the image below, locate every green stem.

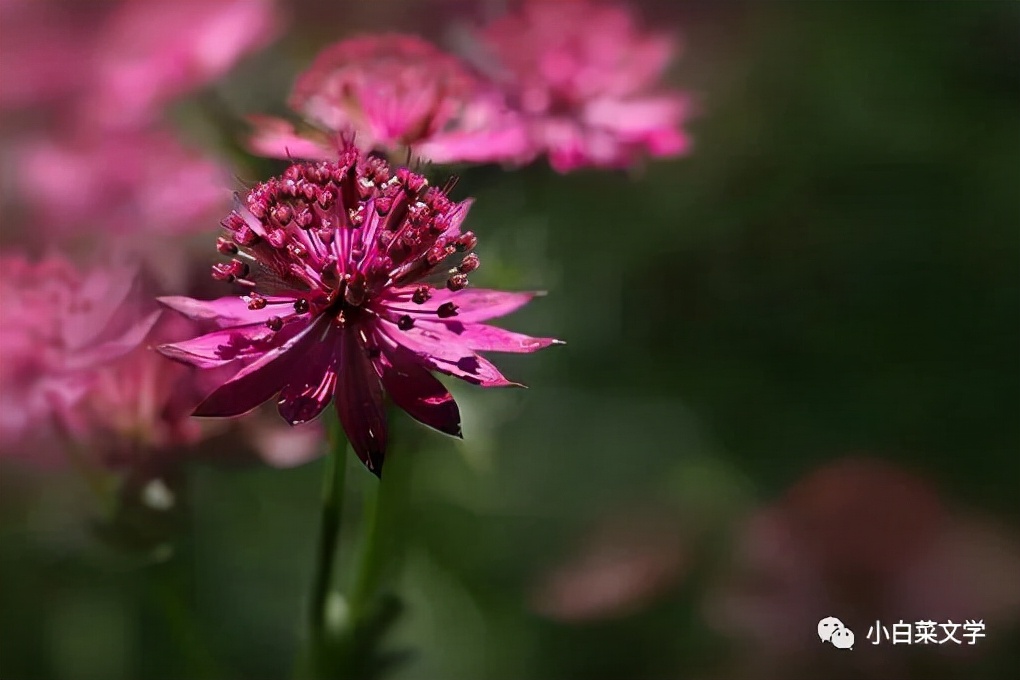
left=152, top=573, right=224, bottom=680
left=300, top=420, right=413, bottom=679
left=348, top=480, right=384, bottom=624
left=339, top=437, right=421, bottom=679
left=307, top=415, right=349, bottom=663
left=348, top=438, right=416, bottom=625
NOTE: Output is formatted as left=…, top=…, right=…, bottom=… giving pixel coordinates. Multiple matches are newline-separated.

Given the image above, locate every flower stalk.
left=332, top=433, right=415, bottom=680
left=348, top=481, right=383, bottom=624
left=308, top=411, right=349, bottom=669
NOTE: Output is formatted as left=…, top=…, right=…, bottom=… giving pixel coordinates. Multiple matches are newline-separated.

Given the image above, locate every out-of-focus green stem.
left=152, top=572, right=224, bottom=680
left=299, top=420, right=413, bottom=679
left=347, top=480, right=383, bottom=624
left=305, top=413, right=348, bottom=674
left=335, top=439, right=413, bottom=678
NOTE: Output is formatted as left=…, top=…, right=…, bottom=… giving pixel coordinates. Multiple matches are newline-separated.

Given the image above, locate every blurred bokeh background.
left=1, top=1, right=1018, bottom=679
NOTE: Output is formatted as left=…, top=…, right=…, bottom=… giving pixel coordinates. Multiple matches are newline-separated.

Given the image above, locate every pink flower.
left=69, top=314, right=226, bottom=465
left=475, top=0, right=691, bottom=172
left=248, top=33, right=530, bottom=165
left=0, top=0, right=100, bottom=113
left=240, top=408, right=325, bottom=468
left=706, top=455, right=1020, bottom=674
left=16, top=126, right=230, bottom=239
left=158, top=146, right=560, bottom=475
left=1, top=0, right=280, bottom=125
left=0, top=255, right=160, bottom=458
left=530, top=508, right=689, bottom=623
left=89, top=0, right=282, bottom=127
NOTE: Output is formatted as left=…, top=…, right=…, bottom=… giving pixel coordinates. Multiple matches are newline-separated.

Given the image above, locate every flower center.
left=321, top=275, right=370, bottom=327
left=213, top=149, right=482, bottom=334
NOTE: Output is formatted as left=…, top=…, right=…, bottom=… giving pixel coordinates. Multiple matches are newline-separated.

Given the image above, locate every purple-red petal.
left=157, top=320, right=303, bottom=369
left=193, top=318, right=326, bottom=418
left=335, top=329, right=387, bottom=476
left=157, top=295, right=290, bottom=328
left=383, top=287, right=542, bottom=323
left=277, top=325, right=340, bottom=425
left=376, top=342, right=461, bottom=438
left=378, top=322, right=520, bottom=388
left=425, top=320, right=560, bottom=354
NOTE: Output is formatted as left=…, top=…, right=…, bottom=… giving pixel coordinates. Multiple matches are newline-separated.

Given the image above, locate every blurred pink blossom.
left=705, top=456, right=1020, bottom=676
left=530, top=509, right=689, bottom=623
left=0, top=255, right=159, bottom=460
left=248, top=33, right=530, bottom=165
left=68, top=314, right=229, bottom=465
left=0, top=0, right=103, bottom=113
left=2, top=0, right=279, bottom=124
left=475, top=0, right=691, bottom=172
left=88, top=0, right=282, bottom=127
left=240, top=407, right=324, bottom=468
left=16, top=126, right=230, bottom=239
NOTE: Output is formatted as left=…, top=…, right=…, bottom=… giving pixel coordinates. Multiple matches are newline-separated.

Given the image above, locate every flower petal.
left=425, top=320, right=560, bottom=353
left=192, top=318, right=326, bottom=418
left=441, top=198, right=474, bottom=239
left=378, top=321, right=520, bottom=388
left=62, top=263, right=140, bottom=349
left=376, top=342, right=461, bottom=438
left=417, top=121, right=533, bottom=166
left=384, top=287, right=543, bottom=323
left=157, top=320, right=303, bottom=369
left=64, top=310, right=162, bottom=369
left=335, top=329, right=387, bottom=476
left=157, top=295, right=288, bottom=328
left=582, top=95, right=691, bottom=156
left=246, top=115, right=335, bottom=161
left=582, top=96, right=689, bottom=137
left=277, top=325, right=340, bottom=425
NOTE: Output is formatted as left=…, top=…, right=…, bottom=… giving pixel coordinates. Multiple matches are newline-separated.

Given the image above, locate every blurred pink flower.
left=0, top=255, right=159, bottom=459
left=158, top=147, right=560, bottom=475
left=89, top=0, right=282, bottom=127
left=240, top=407, right=324, bottom=468
left=706, top=456, right=1020, bottom=675
left=248, top=33, right=530, bottom=165
left=2, top=0, right=280, bottom=124
left=0, top=0, right=102, bottom=113
left=530, top=509, right=689, bottom=623
left=16, top=126, right=230, bottom=239
left=475, top=0, right=691, bottom=172
left=69, top=314, right=229, bottom=465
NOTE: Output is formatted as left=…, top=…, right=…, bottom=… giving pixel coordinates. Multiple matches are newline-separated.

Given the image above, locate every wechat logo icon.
left=818, top=616, right=855, bottom=650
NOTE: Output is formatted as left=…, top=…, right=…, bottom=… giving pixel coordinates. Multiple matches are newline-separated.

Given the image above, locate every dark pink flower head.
left=89, top=0, right=282, bottom=127
left=476, top=0, right=691, bottom=172
left=248, top=33, right=530, bottom=166
left=158, top=146, right=560, bottom=475
left=0, top=254, right=159, bottom=459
